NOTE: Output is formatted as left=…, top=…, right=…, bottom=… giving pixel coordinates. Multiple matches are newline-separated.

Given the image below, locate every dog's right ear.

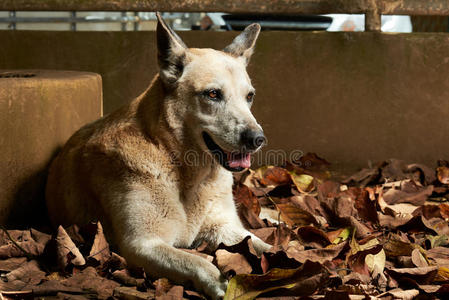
left=156, top=12, right=187, bottom=87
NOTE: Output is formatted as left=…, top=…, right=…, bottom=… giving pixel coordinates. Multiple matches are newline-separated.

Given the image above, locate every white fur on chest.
left=172, top=169, right=234, bottom=247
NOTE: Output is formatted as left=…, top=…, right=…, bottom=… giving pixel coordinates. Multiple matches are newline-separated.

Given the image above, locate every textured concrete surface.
left=0, top=70, right=102, bottom=226
left=1, top=31, right=449, bottom=173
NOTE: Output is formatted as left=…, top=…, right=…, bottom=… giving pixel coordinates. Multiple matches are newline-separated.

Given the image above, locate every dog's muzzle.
left=202, top=131, right=262, bottom=172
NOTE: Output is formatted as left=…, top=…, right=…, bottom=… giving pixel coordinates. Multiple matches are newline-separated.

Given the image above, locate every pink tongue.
left=227, top=153, right=251, bottom=169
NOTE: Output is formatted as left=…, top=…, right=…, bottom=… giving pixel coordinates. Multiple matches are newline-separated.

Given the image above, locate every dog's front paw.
left=252, top=238, right=272, bottom=256
left=195, top=262, right=228, bottom=299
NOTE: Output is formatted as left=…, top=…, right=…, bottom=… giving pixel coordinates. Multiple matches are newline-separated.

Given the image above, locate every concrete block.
left=0, top=70, right=102, bottom=226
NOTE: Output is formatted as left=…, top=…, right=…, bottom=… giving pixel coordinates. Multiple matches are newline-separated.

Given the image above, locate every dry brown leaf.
left=215, top=249, right=252, bottom=276
left=113, top=286, right=155, bottom=300
left=437, top=166, right=449, bottom=185
left=382, top=238, right=422, bottom=258
left=295, top=226, right=331, bottom=248
left=435, top=266, right=449, bottom=282
left=55, top=225, right=86, bottom=269
left=249, top=227, right=277, bottom=244
left=88, top=222, right=111, bottom=265
left=382, top=183, right=433, bottom=206
left=0, top=260, right=46, bottom=291
left=0, top=229, right=45, bottom=259
left=224, top=260, right=329, bottom=300
left=272, top=198, right=318, bottom=227
left=286, top=240, right=347, bottom=264
left=288, top=172, right=314, bottom=193
left=255, top=166, right=291, bottom=186
left=62, top=266, right=120, bottom=299
left=265, top=223, right=294, bottom=250
left=217, top=236, right=262, bottom=273
left=233, top=183, right=261, bottom=216
left=342, top=167, right=379, bottom=187
left=387, top=266, right=438, bottom=285
left=0, top=291, right=33, bottom=300
left=111, top=269, right=145, bottom=288
left=411, top=248, right=428, bottom=268
left=350, top=188, right=378, bottom=224
left=0, top=257, right=27, bottom=272
left=155, top=278, right=184, bottom=300
left=440, top=203, right=449, bottom=220
left=32, top=280, right=86, bottom=297
left=378, top=288, right=419, bottom=300
left=238, top=205, right=267, bottom=230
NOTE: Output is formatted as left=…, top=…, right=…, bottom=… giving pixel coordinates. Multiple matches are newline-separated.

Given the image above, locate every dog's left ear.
left=223, top=23, right=261, bottom=65
left=156, top=12, right=187, bottom=87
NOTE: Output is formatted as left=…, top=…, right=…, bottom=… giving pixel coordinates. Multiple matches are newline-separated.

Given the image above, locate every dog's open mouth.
left=202, top=132, right=251, bottom=172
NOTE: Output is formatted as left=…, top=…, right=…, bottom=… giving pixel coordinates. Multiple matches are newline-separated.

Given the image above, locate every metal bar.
left=225, top=20, right=331, bottom=30
left=8, top=11, right=15, bottom=30
left=0, top=16, right=147, bottom=23
left=0, top=14, right=174, bottom=24
left=0, top=0, right=448, bottom=15
left=70, top=11, right=76, bottom=31
left=121, top=11, right=126, bottom=31
left=133, top=12, right=139, bottom=31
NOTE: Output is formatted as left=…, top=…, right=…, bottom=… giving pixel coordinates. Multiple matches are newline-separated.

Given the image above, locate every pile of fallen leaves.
left=2, top=153, right=449, bottom=299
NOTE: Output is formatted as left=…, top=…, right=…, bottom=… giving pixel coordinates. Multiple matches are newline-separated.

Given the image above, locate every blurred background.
left=0, top=11, right=447, bottom=32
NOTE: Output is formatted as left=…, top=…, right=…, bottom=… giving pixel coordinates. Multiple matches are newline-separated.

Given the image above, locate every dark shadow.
left=6, top=147, right=62, bottom=232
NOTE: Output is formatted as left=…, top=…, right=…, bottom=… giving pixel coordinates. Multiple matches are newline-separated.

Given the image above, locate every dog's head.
left=156, top=13, right=265, bottom=172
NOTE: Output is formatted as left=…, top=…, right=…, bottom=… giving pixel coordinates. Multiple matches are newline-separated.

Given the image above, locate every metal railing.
left=0, top=0, right=449, bottom=31
left=0, top=12, right=183, bottom=31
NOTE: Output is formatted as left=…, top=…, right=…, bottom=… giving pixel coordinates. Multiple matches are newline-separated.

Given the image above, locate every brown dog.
left=46, top=13, right=270, bottom=299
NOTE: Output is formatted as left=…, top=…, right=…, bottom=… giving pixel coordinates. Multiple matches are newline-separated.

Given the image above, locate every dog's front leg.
left=199, top=194, right=271, bottom=256
left=110, top=191, right=227, bottom=299
left=120, top=237, right=227, bottom=299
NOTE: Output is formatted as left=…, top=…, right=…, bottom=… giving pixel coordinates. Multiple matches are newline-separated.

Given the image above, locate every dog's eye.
left=204, top=89, right=222, bottom=101
left=247, top=92, right=255, bottom=102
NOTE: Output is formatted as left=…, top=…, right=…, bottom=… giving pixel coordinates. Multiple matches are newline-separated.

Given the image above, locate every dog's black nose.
left=240, top=129, right=266, bottom=150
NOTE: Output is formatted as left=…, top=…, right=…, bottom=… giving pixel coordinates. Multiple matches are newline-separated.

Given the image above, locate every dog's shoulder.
left=64, top=97, right=169, bottom=178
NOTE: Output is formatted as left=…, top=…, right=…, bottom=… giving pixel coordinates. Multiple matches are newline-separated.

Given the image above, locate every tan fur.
left=46, top=15, right=269, bottom=299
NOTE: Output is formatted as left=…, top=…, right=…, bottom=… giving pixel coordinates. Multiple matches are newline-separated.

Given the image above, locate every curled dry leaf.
left=55, top=225, right=86, bottom=269
left=437, top=166, right=449, bottom=185
left=288, top=172, right=314, bottom=193
left=343, top=167, right=380, bottom=187
left=224, top=260, right=329, bottom=300
left=233, top=183, right=261, bottom=216
left=411, top=248, right=428, bottom=268
left=382, top=183, right=433, bottom=206
left=327, top=228, right=351, bottom=245
left=295, top=226, right=331, bottom=248
left=88, top=222, right=111, bottom=265
left=215, top=249, right=252, bottom=276
left=386, top=266, right=438, bottom=285
left=271, top=197, right=318, bottom=227
left=286, top=240, right=347, bottom=264
left=255, top=166, right=291, bottom=186
left=217, top=236, right=262, bottom=274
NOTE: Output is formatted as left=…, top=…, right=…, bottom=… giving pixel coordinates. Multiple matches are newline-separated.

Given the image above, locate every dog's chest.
left=173, top=171, right=232, bottom=247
